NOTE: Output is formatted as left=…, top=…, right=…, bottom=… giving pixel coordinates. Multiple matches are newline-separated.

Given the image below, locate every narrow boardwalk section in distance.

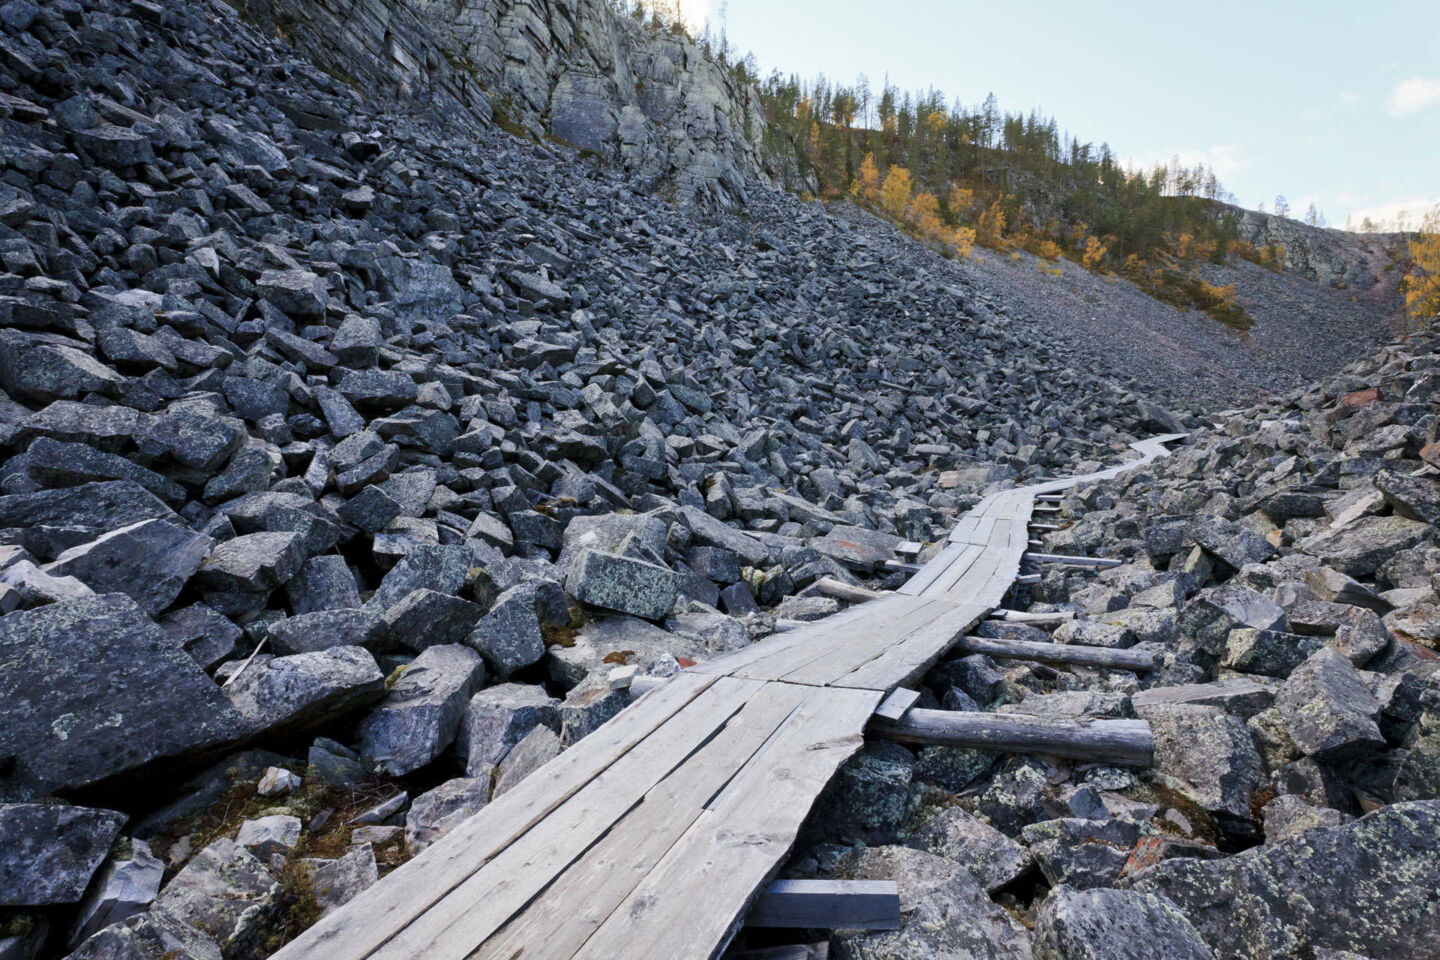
left=271, top=434, right=1182, bottom=960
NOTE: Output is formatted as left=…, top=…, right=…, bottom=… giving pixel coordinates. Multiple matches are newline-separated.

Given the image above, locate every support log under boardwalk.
left=958, top=634, right=1157, bottom=672
left=870, top=708, right=1154, bottom=766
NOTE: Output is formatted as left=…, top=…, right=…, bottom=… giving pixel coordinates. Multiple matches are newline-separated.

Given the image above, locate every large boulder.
left=0, top=595, right=243, bottom=792
left=1034, top=886, right=1213, bottom=960
left=151, top=838, right=277, bottom=949
left=44, top=519, right=213, bottom=615
left=0, top=803, right=126, bottom=906
left=1139, top=703, right=1264, bottom=831
left=833, top=845, right=1033, bottom=960
left=224, top=646, right=385, bottom=738
left=907, top=805, right=1033, bottom=892
left=1274, top=648, right=1385, bottom=760
left=456, top=683, right=561, bottom=774
left=565, top=549, right=677, bottom=621
left=1128, top=801, right=1440, bottom=959
left=359, top=644, right=486, bottom=775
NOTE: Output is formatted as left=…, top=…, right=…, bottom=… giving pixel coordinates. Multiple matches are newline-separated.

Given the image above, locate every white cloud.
left=1342, top=197, right=1440, bottom=230
left=1386, top=77, right=1440, bottom=116
left=1338, top=91, right=1360, bottom=107
left=1123, top=144, right=1249, bottom=179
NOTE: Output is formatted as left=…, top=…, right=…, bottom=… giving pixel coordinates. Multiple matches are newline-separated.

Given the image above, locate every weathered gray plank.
left=472, top=682, right=812, bottom=960
left=746, top=879, right=901, bottom=930
left=959, top=634, right=1157, bottom=672
left=268, top=671, right=719, bottom=960
left=570, top=686, right=883, bottom=960
left=369, top=678, right=768, bottom=960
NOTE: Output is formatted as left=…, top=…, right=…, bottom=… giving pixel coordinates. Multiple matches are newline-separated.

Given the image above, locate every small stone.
left=256, top=767, right=301, bottom=797
left=235, top=815, right=302, bottom=861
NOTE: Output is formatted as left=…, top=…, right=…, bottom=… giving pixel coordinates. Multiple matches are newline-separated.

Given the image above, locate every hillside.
left=0, top=1, right=1435, bottom=959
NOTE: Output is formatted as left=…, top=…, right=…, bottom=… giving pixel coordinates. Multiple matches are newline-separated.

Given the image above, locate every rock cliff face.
left=1222, top=204, right=1405, bottom=290
left=236, top=0, right=777, bottom=206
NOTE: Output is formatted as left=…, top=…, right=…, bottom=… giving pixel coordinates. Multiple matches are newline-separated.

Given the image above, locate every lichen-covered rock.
left=1128, top=801, right=1440, bottom=960
left=0, top=595, right=243, bottom=793
left=1022, top=818, right=1141, bottom=889
left=151, top=838, right=278, bottom=949
left=1274, top=648, right=1385, bottom=760
left=833, top=845, right=1033, bottom=960
left=224, top=646, right=385, bottom=738
left=1140, top=703, right=1264, bottom=832
left=457, top=683, right=561, bottom=774
left=359, top=644, right=486, bottom=775
left=0, top=803, right=127, bottom=907
left=908, top=805, right=1033, bottom=893
left=67, top=838, right=165, bottom=949
left=565, top=549, right=677, bottom=621
left=300, top=844, right=378, bottom=917
left=405, top=775, right=492, bottom=851
left=1034, top=886, right=1214, bottom=960
left=43, top=519, right=213, bottom=615
left=811, top=745, right=914, bottom=844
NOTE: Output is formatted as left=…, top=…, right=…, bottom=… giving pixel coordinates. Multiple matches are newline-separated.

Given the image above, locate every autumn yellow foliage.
left=854, top=154, right=880, bottom=203
left=880, top=165, right=912, bottom=217
left=1403, top=205, right=1440, bottom=320
left=950, top=226, right=976, bottom=258
left=1036, top=239, right=1063, bottom=261
left=1081, top=235, right=1108, bottom=270
left=977, top=201, right=1007, bottom=246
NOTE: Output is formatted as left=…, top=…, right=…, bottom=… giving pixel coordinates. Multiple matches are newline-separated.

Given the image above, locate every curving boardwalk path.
left=273, top=434, right=1183, bottom=960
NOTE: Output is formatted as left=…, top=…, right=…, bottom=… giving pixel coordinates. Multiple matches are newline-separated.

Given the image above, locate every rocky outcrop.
left=237, top=0, right=779, bottom=206
left=1222, top=203, right=1405, bottom=289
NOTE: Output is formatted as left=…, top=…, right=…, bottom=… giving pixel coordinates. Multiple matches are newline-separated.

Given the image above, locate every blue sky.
left=673, top=0, right=1440, bottom=230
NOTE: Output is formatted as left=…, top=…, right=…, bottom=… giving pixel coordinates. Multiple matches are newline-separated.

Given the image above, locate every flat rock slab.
left=0, top=803, right=126, bottom=906
left=224, top=645, right=385, bottom=738
left=0, top=595, right=243, bottom=792
left=1129, top=801, right=1440, bottom=960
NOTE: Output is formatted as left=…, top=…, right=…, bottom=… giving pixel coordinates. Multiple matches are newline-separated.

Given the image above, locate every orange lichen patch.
left=1342, top=386, right=1380, bottom=407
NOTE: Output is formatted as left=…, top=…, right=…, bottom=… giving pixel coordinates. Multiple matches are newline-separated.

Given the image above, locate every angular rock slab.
left=44, top=518, right=213, bottom=615
left=1129, top=801, right=1440, bottom=960
left=0, top=595, right=243, bottom=792
left=223, top=645, right=385, bottom=738
left=0, top=803, right=126, bottom=906
left=359, top=644, right=485, bottom=775
left=1034, top=885, right=1214, bottom=960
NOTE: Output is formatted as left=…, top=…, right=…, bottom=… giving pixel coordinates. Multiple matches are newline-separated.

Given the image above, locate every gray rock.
left=1034, top=886, right=1213, bottom=960
left=267, top=608, right=390, bottom=654
left=1129, top=801, right=1440, bottom=960
left=256, top=269, right=327, bottom=319
left=405, top=775, right=492, bottom=852
left=457, top=683, right=561, bottom=773
left=159, top=604, right=242, bottom=670
left=197, top=531, right=305, bottom=595
left=359, top=644, right=485, bottom=775
left=0, top=481, right=176, bottom=557
left=1131, top=677, right=1277, bottom=721
left=466, top=583, right=549, bottom=678
left=0, top=803, right=126, bottom=906
left=1054, top=618, right=1135, bottom=648
left=151, top=838, right=277, bottom=948
left=285, top=555, right=362, bottom=614
left=1297, top=516, right=1432, bottom=579
left=67, top=838, right=165, bottom=949
left=565, top=548, right=678, bottom=620
left=63, top=910, right=221, bottom=960
left=44, top=519, right=212, bottom=615
left=384, top=588, right=485, bottom=651
left=366, top=543, right=471, bottom=610
left=813, top=746, right=913, bottom=844
left=224, top=646, right=385, bottom=738
left=834, top=845, right=1033, bottom=960
left=299, top=844, right=378, bottom=917
left=908, top=805, right=1033, bottom=892
left=1261, top=794, right=1351, bottom=844
left=1274, top=648, right=1385, bottom=760
left=1142, top=703, right=1264, bottom=828
left=493, top=723, right=562, bottom=795
left=0, top=595, right=242, bottom=792
left=234, top=814, right=301, bottom=861
left=1022, top=818, right=1140, bottom=889
left=1188, top=514, right=1277, bottom=569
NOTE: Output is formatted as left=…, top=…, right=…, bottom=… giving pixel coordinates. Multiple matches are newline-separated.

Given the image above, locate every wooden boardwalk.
left=273, top=434, right=1182, bottom=960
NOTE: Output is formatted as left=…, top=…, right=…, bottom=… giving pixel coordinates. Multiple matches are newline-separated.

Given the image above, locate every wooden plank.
left=369, top=677, right=768, bottom=960
left=833, top=602, right=987, bottom=691
left=570, top=686, right=883, bottom=960
left=746, top=879, right=901, bottom=930
left=871, top=708, right=1154, bottom=766
left=471, top=682, right=813, bottom=960
left=268, top=672, right=720, bottom=960
left=959, top=634, right=1157, bottom=672
left=987, top=609, right=1076, bottom=625
left=872, top=687, right=920, bottom=721
left=898, top=542, right=970, bottom=595
left=733, top=596, right=938, bottom=683
left=691, top=596, right=911, bottom=677
left=776, top=598, right=955, bottom=686
left=931, top=542, right=990, bottom=595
